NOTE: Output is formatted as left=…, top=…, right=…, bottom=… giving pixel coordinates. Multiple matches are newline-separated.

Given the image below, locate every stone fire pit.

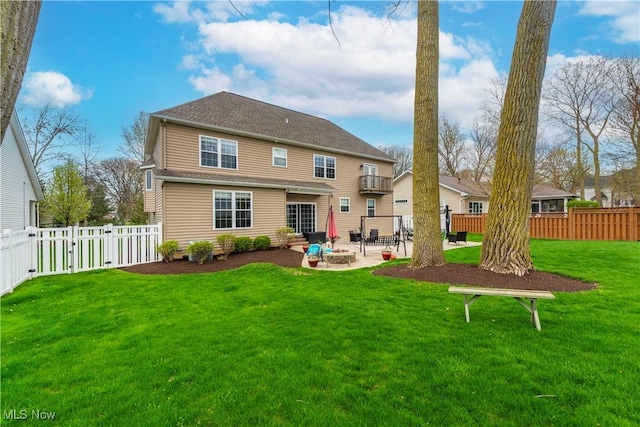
left=325, top=249, right=356, bottom=265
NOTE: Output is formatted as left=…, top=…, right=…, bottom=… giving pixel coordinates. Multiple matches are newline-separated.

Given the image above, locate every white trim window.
left=145, top=170, right=153, bottom=191
left=468, top=201, right=483, bottom=214
left=339, top=197, right=350, bottom=213
left=313, top=154, right=336, bottom=179
left=214, top=191, right=252, bottom=229
left=367, top=199, right=376, bottom=218
left=273, top=147, right=287, bottom=167
left=200, top=135, right=238, bottom=169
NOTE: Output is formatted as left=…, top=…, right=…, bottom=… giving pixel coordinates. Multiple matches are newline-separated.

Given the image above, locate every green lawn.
left=1, top=239, right=639, bottom=426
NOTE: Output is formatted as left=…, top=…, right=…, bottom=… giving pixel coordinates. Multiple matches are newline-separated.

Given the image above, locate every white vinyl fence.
left=1, top=224, right=162, bottom=295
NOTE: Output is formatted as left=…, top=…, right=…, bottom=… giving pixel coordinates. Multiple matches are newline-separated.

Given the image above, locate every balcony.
left=359, top=175, right=393, bottom=195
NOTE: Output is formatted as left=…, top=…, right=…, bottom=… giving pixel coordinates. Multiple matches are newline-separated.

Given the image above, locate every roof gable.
left=2, top=111, right=44, bottom=201
left=148, top=92, right=393, bottom=162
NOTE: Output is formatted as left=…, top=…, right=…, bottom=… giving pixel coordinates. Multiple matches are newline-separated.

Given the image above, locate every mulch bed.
left=373, top=263, right=596, bottom=293
left=121, top=248, right=305, bottom=275
left=121, top=248, right=596, bottom=292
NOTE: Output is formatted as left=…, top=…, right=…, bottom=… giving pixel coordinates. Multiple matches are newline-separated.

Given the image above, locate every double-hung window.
left=200, top=135, right=237, bottom=169
left=214, top=191, right=252, bottom=229
left=367, top=199, right=376, bottom=218
left=314, top=154, right=336, bottom=179
left=273, top=148, right=287, bottom=167
left=339, top=197, right=350, bottom=213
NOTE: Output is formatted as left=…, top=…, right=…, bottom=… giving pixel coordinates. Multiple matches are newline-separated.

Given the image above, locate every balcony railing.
left=359, top=175, right=393, bottom=195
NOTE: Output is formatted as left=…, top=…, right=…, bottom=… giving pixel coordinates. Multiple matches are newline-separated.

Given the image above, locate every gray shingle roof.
left=152, top=92, right=393, bottom=162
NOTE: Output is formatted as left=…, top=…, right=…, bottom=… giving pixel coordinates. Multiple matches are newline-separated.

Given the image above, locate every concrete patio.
left=294, top=239, right=482, bottom=270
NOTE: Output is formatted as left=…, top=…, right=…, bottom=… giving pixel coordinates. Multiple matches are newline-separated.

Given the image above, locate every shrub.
left=275, top=226, right=295, bottom=249
left=156, top=240, right=180, bottom=262
left=568, top=200, right=599, bottom=208
left=216, top=234, right=237, bottom=260
left=234, top=236, right=253, bottom=253
left=187, top=240, right=214, bottom=265
left=253, top=236, right=271, bottom=251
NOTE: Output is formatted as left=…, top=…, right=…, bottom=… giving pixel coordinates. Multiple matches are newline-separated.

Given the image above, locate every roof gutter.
left=157, top=174, right=335, bottom=195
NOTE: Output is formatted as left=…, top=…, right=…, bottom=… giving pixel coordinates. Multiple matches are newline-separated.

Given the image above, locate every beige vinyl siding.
left=153, top=125, right=164, bottom=169
left=392, top=174, right=413, bottom=217
left=158, top=122, right=394, bottom=238
left=439, top=187, right=465, bottom=214
left=163, top=182, right=287, bottom=251
left=154, top=181, right=163, bottom=225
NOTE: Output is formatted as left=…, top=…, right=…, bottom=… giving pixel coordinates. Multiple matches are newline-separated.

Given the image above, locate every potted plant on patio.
left=307, top=254, right=319, bottom=267
left=381, top=246, right=393, bottom=260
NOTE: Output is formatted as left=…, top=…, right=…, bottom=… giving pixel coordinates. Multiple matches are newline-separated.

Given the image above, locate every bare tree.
left=409, top=0, right=445, bottom=268
left=95, top=157, right=144, bottom=224
left=534, top=141, right=581, bottom=190
left=1, top=0, right=41, bottom=141
left=75, top=122, right=102, bottom=184
left=479, top=0, right=557, bottom=276
left=377, top=144, right=413, bottom=178
left=467, top=113, right=497, bottom=182
left=120, top=110, right=148, bottom=163
left=543, top=56, right=618, bottom=205
left=21, top=105, right=81, bottom=180
left=609, top=54, right=640, bottom=203
left=438, top=115, right=467, bottom=176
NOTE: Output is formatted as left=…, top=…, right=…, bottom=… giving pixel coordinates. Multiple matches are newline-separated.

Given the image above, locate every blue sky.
left=17, top=1, right=640, bottom=161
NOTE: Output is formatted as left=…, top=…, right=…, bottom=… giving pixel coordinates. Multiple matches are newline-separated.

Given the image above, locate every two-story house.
left=143, top=92, right=395, bottom=251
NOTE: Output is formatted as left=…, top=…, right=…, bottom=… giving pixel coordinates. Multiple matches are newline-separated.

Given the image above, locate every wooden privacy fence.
left=1, top=224, right=162, bottom=296
left=452, top=207, right=640, bottom=241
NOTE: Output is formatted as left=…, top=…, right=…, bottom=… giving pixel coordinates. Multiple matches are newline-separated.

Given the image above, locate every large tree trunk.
left=0, top=0, right=42, bottom=141
left=409, top=0, right=445, bottom=268
left=480, top=0, right=556, bottom=276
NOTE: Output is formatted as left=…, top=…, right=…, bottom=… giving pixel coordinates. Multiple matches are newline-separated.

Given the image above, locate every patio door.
left=286, top=203, right=316, bottom=234
left=362, top=163, right=378, bottom=189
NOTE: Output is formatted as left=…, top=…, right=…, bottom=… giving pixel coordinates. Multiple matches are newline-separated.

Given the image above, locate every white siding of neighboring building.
left=0, top=113, right=43, bottom=230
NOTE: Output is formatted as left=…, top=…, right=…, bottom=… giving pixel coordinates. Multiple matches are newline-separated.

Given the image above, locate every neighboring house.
left=584, top=170, right=636, bottom=207
left=0, top=111, right=44, bottom=230
left=143, top=92, right=395, bottom=249
left=393, top=171, right=578, bottom=216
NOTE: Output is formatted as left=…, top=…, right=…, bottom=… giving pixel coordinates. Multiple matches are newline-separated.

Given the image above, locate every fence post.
left=104, top=224, right=113, bottom=268
left=568, top=208, right=575, bottom=240
left=629, top=206, right=637, bottom=242
left=26, top=226, right=37, bottom=279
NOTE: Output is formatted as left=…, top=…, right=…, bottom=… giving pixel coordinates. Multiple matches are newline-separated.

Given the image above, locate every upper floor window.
left=273, top=148, right=287, bottom=167
left=362, top=163, right=377, bottom=176
left=214, top=190, right=252, bottom=229
left=468, top=202, right=483, bottom=214
left=145, top=170, right=153, bottom=191
left=314, top=154, right=336, bottom=179
left=367, top=199, right=376, bottom=218
left=200, top=135, right=237, bottom=169
left=339, top=197, right=350, bottom=213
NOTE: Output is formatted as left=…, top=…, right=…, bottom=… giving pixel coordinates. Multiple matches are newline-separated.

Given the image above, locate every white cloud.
left=578, top=0, right=640, bottom=44
left=20, top=71, right=92, bottom=108
left=167, top=3, right=500, bottom=127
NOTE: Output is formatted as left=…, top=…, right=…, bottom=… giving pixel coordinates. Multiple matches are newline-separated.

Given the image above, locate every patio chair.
left=349, top=230, right=362, bottom=243
left=447, top=231, right=468, bottom=245
left=367, top=229, right=379, bottom=244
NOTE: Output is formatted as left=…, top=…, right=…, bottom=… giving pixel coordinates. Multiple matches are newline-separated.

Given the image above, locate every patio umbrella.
left=327, top=205, right=338, bottom=248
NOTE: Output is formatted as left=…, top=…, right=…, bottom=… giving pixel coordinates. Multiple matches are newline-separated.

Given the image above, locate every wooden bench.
left=448, top=286, right=555, bottom=331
